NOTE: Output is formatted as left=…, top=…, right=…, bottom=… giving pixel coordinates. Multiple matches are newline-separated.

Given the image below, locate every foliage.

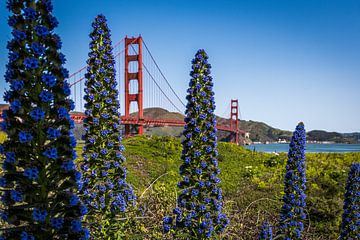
left=0, top=0, right=87, bottom=239
left=237, top=120, right=292, bottom=143
left=163, top=50, right=228, bottom=239
left=1, top=135, right=359, bottom=238
left=339, top=162, right=360, bottom=239
left=117, top=135, right=360, bottom=239
left=307, top=130, right=358, bottom=144
left=0, top=133, right=6, bottom=144
left=79, top=14, right=136, bottom=239
left=279, top=123, right=307, bottom=239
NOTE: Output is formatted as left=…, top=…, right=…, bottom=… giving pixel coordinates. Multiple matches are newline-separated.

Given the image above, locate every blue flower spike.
left=340, top=162, right=360, bottom=239
left=279, top=122, right=307, bottom=239
left=259, top=222, right=273, bottom=240
left=79, top=14, right=136, bottom=239
left=0, top=1, right=88, bottom=239
left=164, top=49, right=228, bottom=239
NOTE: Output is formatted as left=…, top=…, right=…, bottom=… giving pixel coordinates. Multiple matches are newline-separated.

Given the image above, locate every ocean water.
left=244, top=143, right=360, bottom=153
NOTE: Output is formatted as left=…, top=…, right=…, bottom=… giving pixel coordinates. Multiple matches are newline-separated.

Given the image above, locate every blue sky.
left=0, top=0, right=359, bottom=132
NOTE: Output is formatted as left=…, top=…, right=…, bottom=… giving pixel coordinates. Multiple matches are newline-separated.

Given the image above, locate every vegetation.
left=278, top=123, right=307, bottom=239
left=236, top=120, right=292, bottom=143
left=1, top=132, right=359, bottom=238
left=339, top=162, right=360, bottom=239
left=307, top=130, right=359, bottom=144
left=78, top=135, right=360, bottom=239
left=163, top=50, right=228, bottom=239
left=80, top=14, right=136, bottom=239
left=0, top=0, right=86, bottom=238
left=2, top=103, right=359, bottom=144
left=86, top=107, right=360, bottom=144
left=259, top=222, right=273, bottom=240
left=0, top=2, right=358, bottom=239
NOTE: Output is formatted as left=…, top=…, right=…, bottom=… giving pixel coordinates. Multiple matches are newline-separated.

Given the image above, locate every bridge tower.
left=230, top=99, right=239, bottom=145
left=124, top=36, right=144, bottom=136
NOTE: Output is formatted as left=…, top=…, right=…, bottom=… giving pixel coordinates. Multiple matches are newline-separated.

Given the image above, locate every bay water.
left=245, top=143, right=360, bottom=153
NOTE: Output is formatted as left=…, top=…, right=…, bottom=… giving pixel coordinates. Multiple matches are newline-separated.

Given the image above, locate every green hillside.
left=307, top=130, right=359, bottom=143
left=129, top=108, right=360, bottom=144
left=72, top=135, right=359, bottom=239
left=238, top=120, right=292, bottom=142
left=1, top=134, right=359, bottom=238
left=2, top=105, right=358, bottom=143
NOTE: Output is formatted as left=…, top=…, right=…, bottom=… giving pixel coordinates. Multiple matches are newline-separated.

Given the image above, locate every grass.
left=2, top=134, right=360, bottom=239
left=77, top=135, right=359, bottom=239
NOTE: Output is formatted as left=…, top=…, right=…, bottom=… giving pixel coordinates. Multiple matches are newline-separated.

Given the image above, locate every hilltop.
left=1, top=104, right=358, bottom=143
left=129, top=107, right=360, bottom=144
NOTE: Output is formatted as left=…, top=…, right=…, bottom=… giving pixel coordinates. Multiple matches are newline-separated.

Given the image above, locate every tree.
left=0, top=0, right=88, bottom=239
left=79, top=14, right=136, bottom=238
left=163, top=49, right=228, bottom=239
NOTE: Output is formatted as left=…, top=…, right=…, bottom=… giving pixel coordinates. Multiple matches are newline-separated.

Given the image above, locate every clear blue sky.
left=0, top=0, right=359, bottom=132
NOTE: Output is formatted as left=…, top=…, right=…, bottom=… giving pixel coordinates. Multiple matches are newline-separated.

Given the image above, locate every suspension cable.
left=129, top=44, right=183, bottom=113
left=142, top=39, right=186, bottom=107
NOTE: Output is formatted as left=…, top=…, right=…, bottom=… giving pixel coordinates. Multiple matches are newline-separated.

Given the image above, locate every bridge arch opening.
left=129, top=101, right=139, bottom=115
left=129, top=79, right=139, bottom=94
left=127, top=43, right=139, bottom=56
left=128, top=61, right=139, bottom=73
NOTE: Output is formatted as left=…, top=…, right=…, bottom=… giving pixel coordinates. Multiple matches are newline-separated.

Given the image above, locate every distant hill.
left=131, top=108, right=184, bottom=121
left=237, top=120, right=292, bottom=142
left=307, top=130, right=360, bottom=144
left=1, top=103, right=358, bottom=143
left=343, top=132, right=360, bottom=140
left=128, top=108, right=360, bottom=144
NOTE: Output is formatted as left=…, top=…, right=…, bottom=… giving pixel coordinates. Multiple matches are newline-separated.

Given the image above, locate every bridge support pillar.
left=124, top=35, right=144, bottom=136
left=230, top=99, right=239, bottom=145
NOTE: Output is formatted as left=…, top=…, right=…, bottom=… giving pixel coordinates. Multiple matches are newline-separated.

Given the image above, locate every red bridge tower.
left=230, top=99, right=239, bottom=145
left=124, top=36, right=144, bottom=136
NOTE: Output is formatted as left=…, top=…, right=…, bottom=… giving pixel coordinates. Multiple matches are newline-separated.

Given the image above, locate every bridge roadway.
left=0, top=105, right=245, bottom=136
left=70, top=112, right=246, bottom=134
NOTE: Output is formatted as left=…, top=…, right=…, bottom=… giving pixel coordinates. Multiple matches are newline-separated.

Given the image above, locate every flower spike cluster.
left=259, top=222, right=273, bottom=240
left=79, top=14, right=136, bottom=238
left=164, top=49, right=228, bottom=239
left=279, top=122, right=307, bottom=239
left=0, top=0, right=88, bottom=239
left=340, top=162, right=360, bottom=239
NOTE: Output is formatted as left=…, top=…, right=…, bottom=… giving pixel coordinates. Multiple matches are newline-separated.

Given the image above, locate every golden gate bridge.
left=1, top=35, right=245, bottom=144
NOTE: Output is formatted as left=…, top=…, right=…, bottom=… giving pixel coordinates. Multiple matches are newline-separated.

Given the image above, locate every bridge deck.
left=71, top=112, right=246, bottom=134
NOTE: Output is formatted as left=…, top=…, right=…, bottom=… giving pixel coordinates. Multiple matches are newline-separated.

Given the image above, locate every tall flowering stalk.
left=259, top=222, right=273, bottom=240
left=79, top=14, right=136, bottom=238
left=279, top=122, right=307, bottom=239
left=0, top=0, right=88, bottom=239
left=163, top=50, right=228, bottom=239
left=339, top=162, right=360, bottom=239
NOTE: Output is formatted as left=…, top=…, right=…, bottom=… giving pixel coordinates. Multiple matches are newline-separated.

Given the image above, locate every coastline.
left=245, top=143, right=360, bottom=153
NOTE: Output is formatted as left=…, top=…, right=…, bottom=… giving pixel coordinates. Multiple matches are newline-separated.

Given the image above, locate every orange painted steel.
left=0, top=109, right=245, bottom=136
left=230, top=99, right=240, bottom=144
left=68, top=112, right=245, bottom=135
left=124, top=36, right=144, bottom=136
left=0, top=35, right=245, bottom=144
